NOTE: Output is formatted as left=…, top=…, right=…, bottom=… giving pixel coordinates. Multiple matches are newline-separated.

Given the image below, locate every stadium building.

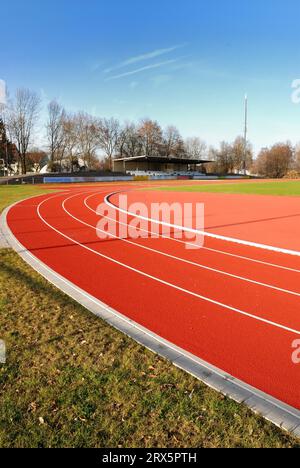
left=112, top=155, right=212, bottom=176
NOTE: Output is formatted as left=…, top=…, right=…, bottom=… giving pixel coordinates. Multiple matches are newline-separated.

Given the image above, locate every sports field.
left=1, top=180, right=300, bottom=447
left=156, top=180, right=300, bottom=196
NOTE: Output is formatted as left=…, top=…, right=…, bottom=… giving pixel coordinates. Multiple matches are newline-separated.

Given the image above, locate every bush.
left=47, top=161, right=61, bottom=173
left=284, top=170, right=300, bottom=179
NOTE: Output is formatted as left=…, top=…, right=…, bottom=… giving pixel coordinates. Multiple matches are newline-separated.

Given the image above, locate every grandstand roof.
left=113, top=155, right=212, bottom=165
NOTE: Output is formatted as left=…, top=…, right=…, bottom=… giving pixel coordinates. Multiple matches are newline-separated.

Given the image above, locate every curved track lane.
left=6, top=187, right=300, bottom=411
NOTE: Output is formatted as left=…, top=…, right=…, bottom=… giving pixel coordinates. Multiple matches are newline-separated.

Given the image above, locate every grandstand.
left=0, top=156, right=217, bottom=185
left=112, top=155, right=212, bottom=176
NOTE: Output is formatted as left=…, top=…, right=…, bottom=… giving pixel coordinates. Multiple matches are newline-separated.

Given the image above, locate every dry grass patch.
left=0, top=249, right=299, bottom=448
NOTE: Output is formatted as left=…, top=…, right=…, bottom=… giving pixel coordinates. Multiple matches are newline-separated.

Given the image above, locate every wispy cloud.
left=104, top=44, right=187, bottom=74
left=169, top=61, right=195, bottom=72
left=106, top=59, right=179, bottom=81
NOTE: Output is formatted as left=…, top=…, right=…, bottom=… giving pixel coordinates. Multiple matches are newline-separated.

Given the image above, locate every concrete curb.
left=0, top=223, right=10, bottom=248
left=1, top=199, right=300, bottom=439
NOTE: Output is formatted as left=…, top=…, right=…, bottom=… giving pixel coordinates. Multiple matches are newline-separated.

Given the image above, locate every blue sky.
left=1, top=0, right=300, bottom=152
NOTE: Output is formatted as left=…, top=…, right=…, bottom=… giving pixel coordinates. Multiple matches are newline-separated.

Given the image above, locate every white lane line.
left=63, top=192, right=300, bottom=299
left=6, top=194, right=300, bottom=422
left=85, top=191, right=300, bottom=275
left=37, top=191, right=300, bottom=336
left=7, top=205, right=300, bottom=423
left=105, top=191, right=300, bottom=258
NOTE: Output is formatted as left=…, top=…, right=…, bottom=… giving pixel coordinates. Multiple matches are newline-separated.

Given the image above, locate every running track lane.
left=6, top=188, right=300, bottom=410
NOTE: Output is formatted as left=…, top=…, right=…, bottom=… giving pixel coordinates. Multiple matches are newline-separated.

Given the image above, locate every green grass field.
left=0, top=185, right=52, bottom=213
left=0, top=184, right=299, bottom=447
left=156, top=180, right=300, bottom=196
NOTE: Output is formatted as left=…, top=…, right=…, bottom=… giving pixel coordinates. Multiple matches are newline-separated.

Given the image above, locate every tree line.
left=0, top=88, right=209, bottom=175
left=252, top=143, right=300, bottom=179
left=46, top=103, right=208, bottom=173
left=0, top=87, right=299, bottom=178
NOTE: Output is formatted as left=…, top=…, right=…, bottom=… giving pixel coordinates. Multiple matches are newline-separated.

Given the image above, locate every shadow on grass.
left=0, top=254, right=113, bottom=355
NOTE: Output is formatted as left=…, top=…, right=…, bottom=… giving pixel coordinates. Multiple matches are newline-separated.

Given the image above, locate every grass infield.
left=0, top=185, right=299, bottom=447
left=156, top=180, right=300, bottom=196
left=0, top=186, right=53, bottom=213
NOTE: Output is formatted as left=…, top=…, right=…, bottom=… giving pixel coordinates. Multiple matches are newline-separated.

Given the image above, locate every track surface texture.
left=6, top=183, right=300, bottom=412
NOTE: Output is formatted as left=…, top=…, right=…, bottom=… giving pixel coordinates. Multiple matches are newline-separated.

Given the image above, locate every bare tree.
left=206, top=137, right=252, bottom=175
left=254, top=142, right=294, bottom=178
left=204, top=146, right=219, bottom=173
left=76, top=112, right=99, bottom=169
left=117, top=122, right=142, bottom=159
left=62, top=114, right=79, bottom=173
left=138, top=119, right=163, bottom=157
left=47, top=111, right=99, bottom=173
left=97, top=118, right=120, bottom=170
left=7, top=88, right=41, bottom=174
left=215, top=141, right=235, bottom=174
left=27, top=148, right=47, bottom=173
left=294, top=143, right=300, bottom=173
left=117, top=123, right=131, bottom=158
left=163, top=126, right=185, bottom=158
left=185, top=137, right=207, bottom=160
left=47, top=100, right=65, bottom=164
left=231, top=136, right=253, bottom=173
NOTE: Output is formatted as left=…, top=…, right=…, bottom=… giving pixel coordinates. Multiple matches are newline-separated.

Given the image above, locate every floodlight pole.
left=243, top=94, right=248, bottom=175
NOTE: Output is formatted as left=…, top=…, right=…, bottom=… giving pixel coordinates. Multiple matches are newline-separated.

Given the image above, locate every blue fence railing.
left=43, top=176, right=134, bottom=184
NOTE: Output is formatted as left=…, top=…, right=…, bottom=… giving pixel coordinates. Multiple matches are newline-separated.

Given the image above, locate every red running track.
left=6, top=185, right=300, bottom=410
